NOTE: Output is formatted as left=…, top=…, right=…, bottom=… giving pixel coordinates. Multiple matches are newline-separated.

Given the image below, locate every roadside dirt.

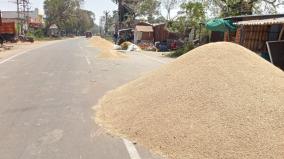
left=0, top=41, right=46, bottom=59
left=95, top=42, right=284, bottom=159
left=90, top=36, right=127, bottom=59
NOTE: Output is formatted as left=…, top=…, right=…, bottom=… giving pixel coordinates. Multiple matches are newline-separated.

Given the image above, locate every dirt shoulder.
left=0, top=39, right=68, bottom=60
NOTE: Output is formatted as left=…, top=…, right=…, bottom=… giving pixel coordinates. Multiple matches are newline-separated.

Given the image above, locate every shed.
left=49, top=24, right=59, bottom=37
left=153, top=23, right=169, bottom=42
left=134, top=25, right=154, bottom=44
left=234, top=17, right=284, bottom=53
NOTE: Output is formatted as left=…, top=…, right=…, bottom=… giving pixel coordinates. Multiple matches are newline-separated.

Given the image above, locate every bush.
left=168, top=42, right=195, bottom=58
left=27, top=29, right=45, bottom=39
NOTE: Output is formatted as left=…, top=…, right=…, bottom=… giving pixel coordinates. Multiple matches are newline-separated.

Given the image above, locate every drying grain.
left=90, top=36, right=127, bottom=59
left=95, top=42, right=284, bottom=159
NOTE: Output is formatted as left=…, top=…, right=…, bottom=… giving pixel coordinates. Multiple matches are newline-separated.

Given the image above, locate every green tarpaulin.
left=206, top=19, right=237, bottom=32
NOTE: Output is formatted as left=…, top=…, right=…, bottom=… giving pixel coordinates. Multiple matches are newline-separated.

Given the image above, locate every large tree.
left=44, top=0, right=94, bottom=34
left=112, top=0, right=161, bottom=23
left=169, top=2, right=205, bottom=33
left=204, top=0, right=284, bottom=16
left=162, top=0, right=180, bottom=20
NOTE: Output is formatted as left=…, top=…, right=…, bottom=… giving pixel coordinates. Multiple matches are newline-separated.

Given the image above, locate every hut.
left=206, top=14, right=284, bottom=70
left=48, top=24, right=59, bottom=37
left=153, top=23, right=169, bottom=42
left=134, top=25, right=154, bottom=44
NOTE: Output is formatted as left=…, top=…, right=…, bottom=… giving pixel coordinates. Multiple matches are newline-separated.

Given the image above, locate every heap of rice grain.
left=90, top=36, right=126, bottom=59
left=95, top=42, right=284, bottom=159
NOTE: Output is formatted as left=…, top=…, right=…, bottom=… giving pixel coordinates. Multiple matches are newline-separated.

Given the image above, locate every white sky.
left=0, top=0, right=284, bottom=24
left=0, top=0, right=117, bottom=24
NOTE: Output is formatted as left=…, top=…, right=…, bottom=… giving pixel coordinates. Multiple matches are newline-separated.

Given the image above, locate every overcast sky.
left=0, top=0, right=117, bottom=24
left=0, top=0, right=284, bottom=24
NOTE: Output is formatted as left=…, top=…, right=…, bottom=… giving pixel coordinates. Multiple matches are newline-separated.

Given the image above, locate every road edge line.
left=123, top=139, right=142, bottom=159
left=0, top=39, right=67, bottom=65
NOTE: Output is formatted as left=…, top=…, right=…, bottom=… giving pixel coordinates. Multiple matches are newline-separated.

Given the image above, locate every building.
left=153, top=23, right=169, bottom=42
left=206, top=14, right=284, bottom=70
left=1, top=8, right=44, bottom=29
left=134, top=25, right=154, bottom=43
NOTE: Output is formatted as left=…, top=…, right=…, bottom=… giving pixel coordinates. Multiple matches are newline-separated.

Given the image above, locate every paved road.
left=0, top=38, right=171, bottom=159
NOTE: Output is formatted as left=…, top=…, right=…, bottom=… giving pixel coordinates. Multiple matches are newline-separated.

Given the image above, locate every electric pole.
left=17, top=0, right=20, bottom=35
left=104, top=11, right=110, bottom=36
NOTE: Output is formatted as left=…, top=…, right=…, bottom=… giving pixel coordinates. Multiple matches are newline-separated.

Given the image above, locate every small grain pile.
left=90, top=36, right=127, bottom=59
left=95, top=42, right=284, bottom=159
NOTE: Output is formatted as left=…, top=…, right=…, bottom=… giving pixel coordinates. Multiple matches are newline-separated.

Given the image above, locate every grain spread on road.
left=95, top=42, right=284, bottom=159
left=90, top=36, right=127, bottom=59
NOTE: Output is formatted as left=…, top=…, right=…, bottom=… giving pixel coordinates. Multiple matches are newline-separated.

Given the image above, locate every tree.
left=44, top=0, right=94, bottom=35
left=162, top=0, right=180, bottom=20
left=169, top=1, right=205, bottom=35
left=137, top=0, right=161, bottom=21
left=111, top=0, right=161, bottom=23
left=206, top=0, right=284, bottom=16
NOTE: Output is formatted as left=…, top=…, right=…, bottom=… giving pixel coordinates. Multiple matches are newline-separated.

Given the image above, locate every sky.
left=0, top=0, right=284, bottom=24
left=0, top=0, right=117, bottom=24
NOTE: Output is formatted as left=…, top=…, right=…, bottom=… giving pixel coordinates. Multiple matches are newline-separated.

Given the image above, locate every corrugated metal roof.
left=135, top=25, right=153, bottom=32
left=225, top=14, right=284, bottom=21
left=235, top=17, right=284, bottom=25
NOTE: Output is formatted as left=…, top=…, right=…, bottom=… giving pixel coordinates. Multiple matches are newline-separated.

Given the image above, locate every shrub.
left=168, top=42, right=195, bottom=58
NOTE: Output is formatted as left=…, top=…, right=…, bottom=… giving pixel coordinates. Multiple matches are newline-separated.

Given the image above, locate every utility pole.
left=20, top=0, right=30, bottom=34
left=17, top=0, right=20, bottom=35
left=104, top=11, right=110, bottom=36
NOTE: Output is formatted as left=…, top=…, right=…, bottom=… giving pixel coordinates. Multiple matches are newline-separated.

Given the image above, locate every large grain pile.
left=90, top=36, right=127, bottom=59
left=95, top=42, right=284, bottom=159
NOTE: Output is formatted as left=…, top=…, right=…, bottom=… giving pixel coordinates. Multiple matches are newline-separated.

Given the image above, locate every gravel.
left=95, top=42, right=284, bottom=159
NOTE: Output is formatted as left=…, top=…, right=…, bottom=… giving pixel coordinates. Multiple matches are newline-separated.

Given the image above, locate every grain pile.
left=95, top=42, right=284, bottom=159
left=90, top=36, right=127, bottom=59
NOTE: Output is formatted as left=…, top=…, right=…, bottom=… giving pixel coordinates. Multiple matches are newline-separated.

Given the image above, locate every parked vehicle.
left=0, top=22, right=17, bottom=43
left=18, top=35, right=34, bottom=43
left=85, top=32, right=92, bottom=38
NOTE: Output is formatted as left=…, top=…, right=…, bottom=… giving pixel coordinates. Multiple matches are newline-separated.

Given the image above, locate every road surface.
left=0, top=38, right=172, bottom=159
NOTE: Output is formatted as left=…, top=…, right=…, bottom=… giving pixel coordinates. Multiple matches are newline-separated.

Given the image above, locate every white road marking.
left=0, top=50, right=28, bottom=64
left=0, top=40, right=65, bottom=65
left=85, top=56, right=91, bottom=65
left=123, top=139, right=142, bottom=159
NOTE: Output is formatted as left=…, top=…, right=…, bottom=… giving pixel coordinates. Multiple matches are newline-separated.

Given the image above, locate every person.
left=130, top=32, right=134, bottom=42
left=171, top=40, right=177, bottom=50
left=113, top=32, right=118, bottom=44
left=0, top=35, right=4, bottom=47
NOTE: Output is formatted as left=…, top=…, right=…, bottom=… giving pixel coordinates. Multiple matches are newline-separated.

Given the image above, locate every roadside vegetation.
left=108, top=0, right=283, bottom=57
left=43, top=0, right=96, bottom=36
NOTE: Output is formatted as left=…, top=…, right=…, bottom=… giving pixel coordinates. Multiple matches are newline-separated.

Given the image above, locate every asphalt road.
left=0, top=38, right=171, bottom=159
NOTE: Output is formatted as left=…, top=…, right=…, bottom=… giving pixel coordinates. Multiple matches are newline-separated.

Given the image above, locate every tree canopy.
left=44, top=0, right=95, bottom=34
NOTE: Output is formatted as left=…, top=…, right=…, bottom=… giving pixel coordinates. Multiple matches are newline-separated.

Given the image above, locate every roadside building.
left=153, top=23, right=169, bottom=42
left=134, top=25, right=154, bottom=44
left=48, top=24, right=59, bottom=37
left=1, top=8, right=44, bottom=29
left=206, top=14, right=284, bottom=70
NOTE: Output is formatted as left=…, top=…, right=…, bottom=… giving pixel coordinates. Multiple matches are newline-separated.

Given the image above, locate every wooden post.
left=278, top=24, right=284, bottom=41
left=0, top=10, right=2, bottom=25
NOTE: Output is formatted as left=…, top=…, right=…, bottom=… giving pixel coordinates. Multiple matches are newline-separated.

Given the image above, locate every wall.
left=153, top=24, right=169, bottom=42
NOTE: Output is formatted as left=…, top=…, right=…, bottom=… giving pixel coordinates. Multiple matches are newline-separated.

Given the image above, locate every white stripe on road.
left=0, top=40, right=65, bottom=65
left=85, top=56, right=91, bottom=65
left=78, top=43, right=92, bottom=66
left=0, top=50, right=29, bottom=64
left=123, top=139, right=142, bottom=159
